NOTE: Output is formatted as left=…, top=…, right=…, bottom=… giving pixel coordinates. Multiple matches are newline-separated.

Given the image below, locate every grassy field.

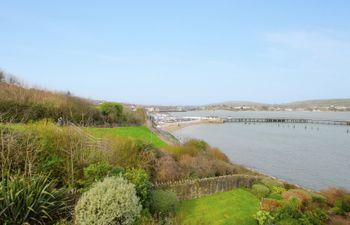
left=176, top=189, right=259, bottom=225
left=86, top=126, right=167, bottom=148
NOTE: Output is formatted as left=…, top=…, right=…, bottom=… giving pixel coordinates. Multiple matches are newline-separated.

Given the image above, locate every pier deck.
left=223, top=117, right=350, bottom=126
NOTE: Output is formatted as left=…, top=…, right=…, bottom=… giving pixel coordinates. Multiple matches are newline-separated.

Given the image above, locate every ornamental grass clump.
left=74, top=176, right=141, bottom=225
left=0, top=174, right=71, bottom=225
left=282, top=189, right=312, bottom=207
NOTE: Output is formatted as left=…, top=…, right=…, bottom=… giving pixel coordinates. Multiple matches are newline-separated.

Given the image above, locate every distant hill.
left=207, top=99, right=350, bottom=111
left=208, top=101, right=268, bottom=107
left=284, top=99, right=350, bottom=108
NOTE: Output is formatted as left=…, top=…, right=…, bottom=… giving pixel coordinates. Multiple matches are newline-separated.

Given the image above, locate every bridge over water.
left=222, top=117, right=350, bottom=126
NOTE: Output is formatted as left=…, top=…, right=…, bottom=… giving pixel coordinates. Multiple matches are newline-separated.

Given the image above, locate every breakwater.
left=223, top=117, right=350, bottom=126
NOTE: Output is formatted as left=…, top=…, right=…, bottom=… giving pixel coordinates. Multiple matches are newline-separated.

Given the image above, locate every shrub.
left=154, top=155, right=181, bottom=182
left=252, top=184, right=270, bottom=198
left=0, top=82, right=103, bottom=125
left=164, top=139, right=209, bottom=159
left=134, top=209, right=157, bottom=225
left=124, top=168, right=152, bottom=207
left=0, top=126, right=40, bottom=177
left=150, top=190, right=178, bottom=216
left=254, top=210, right=274, bottom=225
left=329, top=215, right=350, bottom=225
left=277, top=218, right=301, bottom=225
left=0, top=174, right=70, bottom=225
left=82, top=161, right=123, bottom=188
left=321, top=187, right=348, bottom=205
left=273, top=199, right=303, bottom=222
left=184, top=139, right=209, bottom=152
left=272, top=186, right=286, bottom=194
left=334, top=195, right=350, bottom=215
left=208, top=147, right=230, bottom=163
left=269, top=192, right=283, bottom=200
left=75, top=176, right=141, bottom=225
left=99, top=102, right=124, bottom=124
left=300, top=208, right=329, bottom=225
left=178, top=154, right=216, bottom=178
left=261, top=198, right=282, bottom=212
left=260, top=177, right=284, bottom=189
left=106, top=137, right=146, bottom=168
left=164, top=145, right=199, bottom=159
left=310, top=192, right=327, bottom=204
left=282, top=189, right=312, bottom=206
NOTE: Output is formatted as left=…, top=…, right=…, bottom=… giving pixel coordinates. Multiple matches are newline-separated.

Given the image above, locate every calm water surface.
left=171, top=111, right=350, bottom=190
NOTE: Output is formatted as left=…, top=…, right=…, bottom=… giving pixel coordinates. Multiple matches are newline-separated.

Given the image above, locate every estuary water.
left=171, top=111, right=350, bottom=190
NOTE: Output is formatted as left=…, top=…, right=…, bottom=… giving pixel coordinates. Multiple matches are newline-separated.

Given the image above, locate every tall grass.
left=0, top=122, right=153, bottom=187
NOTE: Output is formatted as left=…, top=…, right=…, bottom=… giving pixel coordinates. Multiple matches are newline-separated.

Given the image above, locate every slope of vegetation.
left=1, top=71, right=349, bottom=224
left=0, top=120, right=247, bottom=224
left=86, top=126, right=167, bottom=148
left=0, top=72, right=145, bottom=126
left=176, top=189, right=259, bottom=225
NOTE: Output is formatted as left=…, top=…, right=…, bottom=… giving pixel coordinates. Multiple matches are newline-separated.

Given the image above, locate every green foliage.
left=124, top=108, right=147, bottom=125
left=252, top=184, right=270, bottom=198
left=99, top=102, right=124, bottom=124
left=310, top=192, right=327, bottom=204
left=184, top=139, right=209, bottom=151
left=277, top=218, right=301, bottom=225
left=82, top=161, right=123, bottom=188
left=1, top=122, right=155, bottom=188
left=75, top=176, right=141, bottom=225
left=134, top=209, right=157, bottom=225
left=268, top=192, right=283, bottom=200
left=124, top=168, right=151, bottom=207
left=267, top=198, right=328, bottom=225
left=151, top=190, right=178, bottom=216
left=254, top=210, right=274, bottom=225
left=0, top=174, right=70, bottom=225
left=300, top=208, right=329, bottom=225
left=260, top=177, right=284, bottom=189
left=0, top=83, right=103, bottom=125
left=165, top=139, right=208, bottom=158
left=272, top=186, right=286, bottom=194
left=333, top=194, right=350, bottom=215
left=273, top=199, right=303, bottom=222
left=0, top=82, right=145, bottom=126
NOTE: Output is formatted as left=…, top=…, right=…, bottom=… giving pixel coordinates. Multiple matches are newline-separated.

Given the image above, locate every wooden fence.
left=155, top=174, right=260, bottom=200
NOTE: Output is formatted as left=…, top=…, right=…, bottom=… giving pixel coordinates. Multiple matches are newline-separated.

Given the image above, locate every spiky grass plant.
left=0, top=174, right=71, bottom=225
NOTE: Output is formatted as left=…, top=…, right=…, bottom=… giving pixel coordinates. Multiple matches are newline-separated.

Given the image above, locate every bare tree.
left=0, top=70, right=5, bottom=82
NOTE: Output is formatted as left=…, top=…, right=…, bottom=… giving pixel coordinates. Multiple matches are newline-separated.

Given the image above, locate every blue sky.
left=1, top=1, right=350, bottom=105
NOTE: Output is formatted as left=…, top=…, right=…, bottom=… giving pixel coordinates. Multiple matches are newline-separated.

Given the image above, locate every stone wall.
left=154, top=174, right=260, bottom=200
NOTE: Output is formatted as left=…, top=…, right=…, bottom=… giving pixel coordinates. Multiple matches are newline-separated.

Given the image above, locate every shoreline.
left=159, top=120, right=220, bottom=132
left=158, top=122, right=331, bottom=192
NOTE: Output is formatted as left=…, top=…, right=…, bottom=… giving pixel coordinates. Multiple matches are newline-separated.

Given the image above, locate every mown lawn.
left=176, top=189, right=259, bottom=225
left=86, top=126, right=167, bottom=148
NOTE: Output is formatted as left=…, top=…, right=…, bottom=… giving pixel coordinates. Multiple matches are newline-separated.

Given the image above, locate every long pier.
left=223, top=117, right=350, bottom=126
